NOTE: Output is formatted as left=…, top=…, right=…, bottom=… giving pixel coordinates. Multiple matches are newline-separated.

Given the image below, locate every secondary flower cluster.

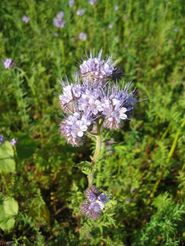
left=59, top=52, right=136, bottom=146
left=81, top=186, right=108, bottom=219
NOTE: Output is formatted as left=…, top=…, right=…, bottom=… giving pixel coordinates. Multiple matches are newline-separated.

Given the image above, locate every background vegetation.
left=0, top=0, right=185, bottom=245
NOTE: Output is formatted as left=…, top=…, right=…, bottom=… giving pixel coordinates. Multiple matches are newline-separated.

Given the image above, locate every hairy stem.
left=87, top=121, right=102, bottom=187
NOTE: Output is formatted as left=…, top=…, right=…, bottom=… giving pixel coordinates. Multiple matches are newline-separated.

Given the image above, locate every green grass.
left=0, top=0, right=185, bottom=245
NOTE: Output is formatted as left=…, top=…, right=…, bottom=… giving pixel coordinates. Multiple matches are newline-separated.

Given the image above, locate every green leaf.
left=0, top=217, right=15, bottom=231
left=0, top=141, right=15, bottom=173
left=75, top=161, right=92, bottom=175
left=0, top=197, right=19, bottom=231
left=4, top=197, right=19, bottom=216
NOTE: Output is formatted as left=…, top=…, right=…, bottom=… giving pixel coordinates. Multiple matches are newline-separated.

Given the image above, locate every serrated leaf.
left=0, top=141, right=15, bottom=173
left=75, top=161, right=92, bottom=175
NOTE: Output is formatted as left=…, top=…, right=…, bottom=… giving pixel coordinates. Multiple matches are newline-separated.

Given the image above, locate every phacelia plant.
left=59, top=51, right=136, bottom=219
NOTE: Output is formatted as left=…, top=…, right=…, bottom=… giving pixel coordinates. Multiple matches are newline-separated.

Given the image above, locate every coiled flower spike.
left=81, top=186, right=108, bottom=219
left=80, top=51, right=116, bottom=86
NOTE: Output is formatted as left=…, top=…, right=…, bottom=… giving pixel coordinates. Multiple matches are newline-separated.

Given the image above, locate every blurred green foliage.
left=0, top=0, right=185, bottom=245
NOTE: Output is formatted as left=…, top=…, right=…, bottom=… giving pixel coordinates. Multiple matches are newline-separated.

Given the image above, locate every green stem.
left=87, top=121, right=102, bottom=187
left=92, top=134, right=101, bottom=164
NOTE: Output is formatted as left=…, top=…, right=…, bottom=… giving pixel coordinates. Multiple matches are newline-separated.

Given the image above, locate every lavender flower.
left=81, top=186, right=108, bottom=219
left=101, top=86, right=136, bottom=129
left=0, top=135, right=4, bottom=144
left=60, top=112, right=92, bottom=146
left=79, top=32, right=87, bottom=41
left=85, top=185, right=100, bottom=202
left=59, top=83, right=83, bottom=113
left=69, top=0, right=75, bottom=7
left=3, top=58, right=13, bottom=69
left=101, top=98, right=127, bottom=129
left=76, top=9, right=85, bottom=16
left=59, top=52, right=136, bottom=145
left=98, top=193, right=108, bottom=203
left=53, top=11, right=65, bottom=28
left=78, top=88, right=104, bottom=117
left=10, top=138, right=16, bottom=146
left=80, top=51, right=115, bottom=85
left=53, top=18, right=65, bottom=29
left=22, top=15, right=30, bottom=23
left=89, top=0, right=97, bottom=5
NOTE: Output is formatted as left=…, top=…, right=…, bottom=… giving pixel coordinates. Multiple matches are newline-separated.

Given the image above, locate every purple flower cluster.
left=69, top=0, right=75, bottom=7
left=53, top=11, right=65, bottom=28
left=3, top=58, right=14, bottom=69
left=60, top=112, right=92, bottom=146
left=81, top=186, right=108, bottom=219
left=80, top=51, right=115, bottom=84
left=79, top=32, right=87, bottom=41
left=22, top=15, right=30, bottom=23
left=59, top=52, right=136, bottom=146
